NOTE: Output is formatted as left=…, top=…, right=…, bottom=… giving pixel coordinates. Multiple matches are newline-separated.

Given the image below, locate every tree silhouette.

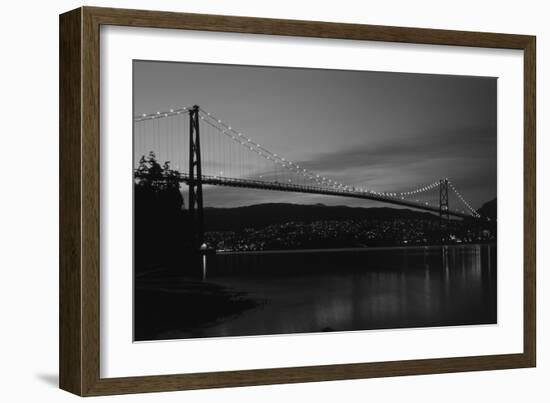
left=134, top=152, right=192, bottom=274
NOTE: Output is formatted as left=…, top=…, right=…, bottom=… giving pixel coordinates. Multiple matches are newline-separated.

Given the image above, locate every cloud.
left=297, top=125, right=496, bottom=174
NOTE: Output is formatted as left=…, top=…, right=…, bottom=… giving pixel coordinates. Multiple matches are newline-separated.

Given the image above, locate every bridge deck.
left=136, top=172, right=479, bottom=220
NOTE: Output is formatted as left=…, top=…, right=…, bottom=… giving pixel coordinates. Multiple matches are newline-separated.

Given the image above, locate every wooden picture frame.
left=59, top=6, right=536, bottom=396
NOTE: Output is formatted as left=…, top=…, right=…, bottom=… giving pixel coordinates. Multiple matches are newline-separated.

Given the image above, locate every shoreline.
left=217, top=242, right=497, bottom=255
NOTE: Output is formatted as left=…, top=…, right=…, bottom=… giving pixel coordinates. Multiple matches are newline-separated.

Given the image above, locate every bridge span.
left=178, top=174, right=477, bottom=220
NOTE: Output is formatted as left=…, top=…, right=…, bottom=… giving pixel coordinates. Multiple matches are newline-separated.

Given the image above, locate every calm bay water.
left=171, top=244, right=496, bottom=339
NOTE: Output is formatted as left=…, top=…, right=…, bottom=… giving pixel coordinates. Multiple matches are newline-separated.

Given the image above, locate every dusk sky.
left=133, top=60, right=496, bottom=210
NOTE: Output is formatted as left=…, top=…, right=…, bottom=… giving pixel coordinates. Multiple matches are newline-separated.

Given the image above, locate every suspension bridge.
left=134, top=105, right=485, bottom=250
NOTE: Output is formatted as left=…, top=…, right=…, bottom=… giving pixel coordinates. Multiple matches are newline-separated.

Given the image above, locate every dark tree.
left=134, top=152, right=192, bottom=274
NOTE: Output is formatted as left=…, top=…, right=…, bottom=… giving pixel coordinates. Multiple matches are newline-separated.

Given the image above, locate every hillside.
left=203, top=203, right=441, bottom=231
left=477, top=198, right=497, bottom=220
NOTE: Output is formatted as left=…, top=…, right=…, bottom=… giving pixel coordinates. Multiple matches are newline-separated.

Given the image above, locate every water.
left=166, top=244, right=496, bottom=339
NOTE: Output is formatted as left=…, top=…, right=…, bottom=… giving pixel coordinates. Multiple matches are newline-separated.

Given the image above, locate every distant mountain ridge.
left=204, top=203, right=436, bottom=231
left=204, top=199, right=497, bottom=231
left=477, top=198, right=497, bottom=220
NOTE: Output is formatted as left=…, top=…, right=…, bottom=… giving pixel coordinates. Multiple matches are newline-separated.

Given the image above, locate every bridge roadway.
left=156, top=173, right=477, bottom=220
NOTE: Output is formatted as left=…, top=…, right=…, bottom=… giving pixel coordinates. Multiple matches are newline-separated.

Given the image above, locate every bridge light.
left=169, top=109, right=174, bottom=113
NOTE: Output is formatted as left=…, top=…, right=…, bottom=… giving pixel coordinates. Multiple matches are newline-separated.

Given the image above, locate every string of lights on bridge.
left=198, top=107, right=353, bottom=191
left=398, top=180, right=440, bottom=196
left=134, top=107, right=189, bottom=121
left=448, top=181, right=481, bottom=217
left=133, top=105, right=481, bottom=218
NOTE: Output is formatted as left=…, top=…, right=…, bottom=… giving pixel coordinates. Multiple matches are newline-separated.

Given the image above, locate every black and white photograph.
left=132, top=60, right=497, bottom=342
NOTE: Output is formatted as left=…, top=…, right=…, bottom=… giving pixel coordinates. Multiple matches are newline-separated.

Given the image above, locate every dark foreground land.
left=134, top=268, right=261, bottom=341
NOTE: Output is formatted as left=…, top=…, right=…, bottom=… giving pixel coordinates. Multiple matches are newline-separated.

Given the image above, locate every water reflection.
left=178, top=245, right=496, bottom=339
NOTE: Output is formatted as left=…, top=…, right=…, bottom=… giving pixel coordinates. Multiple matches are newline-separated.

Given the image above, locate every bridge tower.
left=439, top=178, right=450, bottom=243
left=188, top=105, right=205, bottom=251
